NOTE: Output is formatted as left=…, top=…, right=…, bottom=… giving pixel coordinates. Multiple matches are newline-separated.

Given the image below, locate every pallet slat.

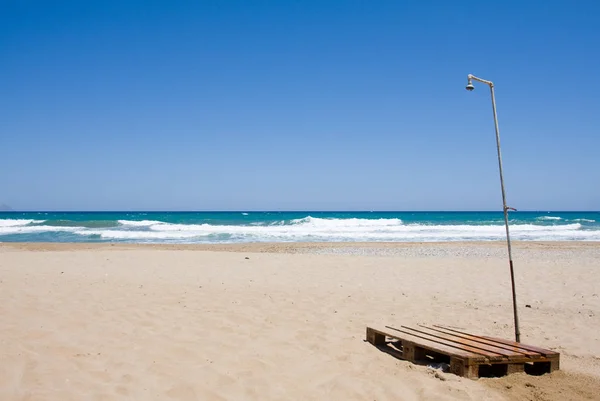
left=433, top=325, right=559, bottom=357
left=480, top=336, right=560, bottom=358
left=383, top=326, right=486, bottom=363
left=399, top=326, right=517, bottom=361
left=400, top=326, right=508, bottom=361
left=418, top=325, right=542, bottom=359
left=368, top=326, right=483, bottom=362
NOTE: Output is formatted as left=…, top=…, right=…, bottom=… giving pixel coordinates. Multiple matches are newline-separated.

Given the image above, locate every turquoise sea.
left=1, top=211, right=599, bottom=243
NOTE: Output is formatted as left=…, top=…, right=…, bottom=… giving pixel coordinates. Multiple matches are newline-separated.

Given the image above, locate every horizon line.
left=1, top=210, right=598, bottom=213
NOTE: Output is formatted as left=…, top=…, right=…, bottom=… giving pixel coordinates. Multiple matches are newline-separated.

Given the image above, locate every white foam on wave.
left=73, top=218, right=599, bottom=242
left=2, top=216, right=598, bottom=242
left=292, top=216, right=403, bottom=227
left=0, top=219, right=45, bottom=227
left=0, top=225, right=83, bottom=234
left=118, top=220, right=165, bottom=227
left=573, top=218, right=596, bottom=223
left=242, top=213, right=249, bottom=216
left=80, top=230, right=205, bottom=239
left=537, top=216, right=562, bottom=221
left=149, top=223, right=211, bottom=231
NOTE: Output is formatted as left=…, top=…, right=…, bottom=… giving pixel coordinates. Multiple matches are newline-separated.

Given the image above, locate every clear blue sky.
left=1, top=0, right=598, bottom=211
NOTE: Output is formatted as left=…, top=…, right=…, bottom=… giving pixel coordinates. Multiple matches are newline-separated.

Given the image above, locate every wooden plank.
left=400, top=326, right=510, bottom=361
left=435, top=325, right=558, bottom=357
left=420, top=325, right=541, bottom=359
left=368, top=326, right=484, bottom=362
left=424, top=325, right=541, bottom=358
left=403, top=326, right=530, bottom=361
left=382, top=326, right=486, bottom=363
left=481, top=336, right=560, bottom=358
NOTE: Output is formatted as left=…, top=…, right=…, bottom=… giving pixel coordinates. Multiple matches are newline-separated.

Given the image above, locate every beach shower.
left=466, top=74, right=521, bottom=343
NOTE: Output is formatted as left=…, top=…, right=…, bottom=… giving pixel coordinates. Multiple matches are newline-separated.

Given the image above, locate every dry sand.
left=1, top=241, right=599, bottom=400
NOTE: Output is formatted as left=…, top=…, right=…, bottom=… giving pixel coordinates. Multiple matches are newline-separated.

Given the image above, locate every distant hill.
left=0, top=204, right=13, bottom=211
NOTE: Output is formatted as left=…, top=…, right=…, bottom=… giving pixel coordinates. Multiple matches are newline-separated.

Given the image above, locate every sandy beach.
left=1, top=241, right=599, bottom=400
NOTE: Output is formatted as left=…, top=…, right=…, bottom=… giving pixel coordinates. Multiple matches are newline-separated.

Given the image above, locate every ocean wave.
left=573, top=218, right=596, bottom=223
left=70, top=221, right=595, bottom=242
left=43, top=219, right=120, bottom=228
left=1, top=217, right=598, bottom=242
left=0, top=219, right=45, bottom=227
left=537, top=216, right=562, bottom=221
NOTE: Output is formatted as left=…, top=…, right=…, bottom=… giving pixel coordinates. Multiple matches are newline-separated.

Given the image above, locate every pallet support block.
left=402, top=341, right=427, bottom=362
left=549, top=356, right=560, bottom=372
left=507, top=363, right=525, bottom=374
left=450, top=358, right=480, bottom=379
left=366, top=327, right=386, bottom=346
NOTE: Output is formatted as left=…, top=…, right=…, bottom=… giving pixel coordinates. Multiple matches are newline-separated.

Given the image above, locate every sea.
left=0, top=211, right=599, bottom=243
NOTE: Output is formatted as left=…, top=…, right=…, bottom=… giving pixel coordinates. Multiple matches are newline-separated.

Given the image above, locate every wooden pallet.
left=366, top=325, right=559, bottom=378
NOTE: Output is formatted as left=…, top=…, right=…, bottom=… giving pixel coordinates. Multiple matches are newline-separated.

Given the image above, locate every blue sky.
left=1, top=0, right=598, bottom=211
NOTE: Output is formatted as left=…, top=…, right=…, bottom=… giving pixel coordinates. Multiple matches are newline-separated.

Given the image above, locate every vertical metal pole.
left=489, top=84, right=521, bottom=343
